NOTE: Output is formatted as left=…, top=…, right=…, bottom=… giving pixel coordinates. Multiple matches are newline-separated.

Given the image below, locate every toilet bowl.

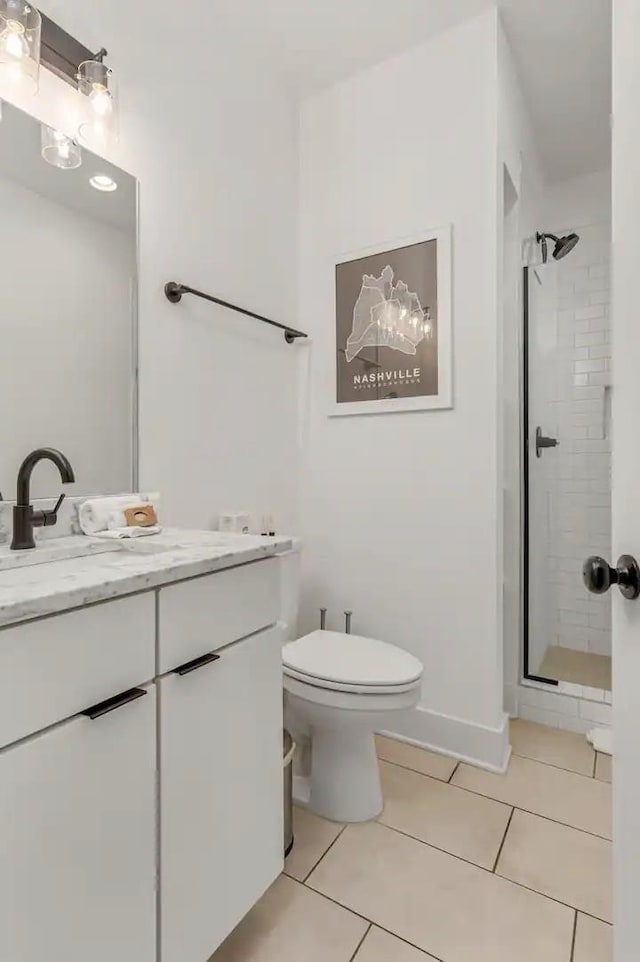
left=283, top=630, right=423, bottom=823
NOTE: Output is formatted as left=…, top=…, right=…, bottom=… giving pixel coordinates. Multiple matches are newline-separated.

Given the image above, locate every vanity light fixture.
left=77, top=49, right=118, bottom=148
left=89, top=173, right=117, bottom=192
left=0, top=0, right=41, bottom=91
left=41, top=124, right=82, bottom=169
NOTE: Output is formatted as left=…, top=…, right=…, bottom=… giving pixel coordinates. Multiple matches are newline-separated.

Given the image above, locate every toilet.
left=278, top=545, right=424, bottom=823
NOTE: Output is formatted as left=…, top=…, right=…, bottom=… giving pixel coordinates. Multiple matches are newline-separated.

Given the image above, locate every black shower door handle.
left=535, top=427, right=559, bottom=458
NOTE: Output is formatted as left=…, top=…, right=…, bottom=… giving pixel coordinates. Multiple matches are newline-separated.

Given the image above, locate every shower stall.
left=522, top=225, right=612, bottom=697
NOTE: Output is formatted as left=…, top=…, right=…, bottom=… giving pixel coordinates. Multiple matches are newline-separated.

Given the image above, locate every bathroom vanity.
left=0, top=529, right=290, bottom=962
left=0, top=75, right=290, bottom=962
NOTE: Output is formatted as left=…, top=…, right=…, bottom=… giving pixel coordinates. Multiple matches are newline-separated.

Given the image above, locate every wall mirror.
left=0, top=99, right=138, bottom=500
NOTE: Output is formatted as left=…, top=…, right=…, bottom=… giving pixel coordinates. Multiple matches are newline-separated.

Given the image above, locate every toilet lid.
left=282, top=630, right=423, bottom=690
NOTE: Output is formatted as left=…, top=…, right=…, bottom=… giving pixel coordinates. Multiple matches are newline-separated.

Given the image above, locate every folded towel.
left=78, top=493, right=160, bottom=536
left=94, top=525, right=163, bottom=540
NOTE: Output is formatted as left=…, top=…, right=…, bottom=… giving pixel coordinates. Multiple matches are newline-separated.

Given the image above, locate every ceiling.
left=39, top=0, right=611, bottom=183
left=499, top=0, right=611, bottom=181
left=214, top=0, right=612, bottom=182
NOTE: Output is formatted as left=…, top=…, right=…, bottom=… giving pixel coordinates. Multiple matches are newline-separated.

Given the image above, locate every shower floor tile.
left=538, top=645, right=612, bottom=691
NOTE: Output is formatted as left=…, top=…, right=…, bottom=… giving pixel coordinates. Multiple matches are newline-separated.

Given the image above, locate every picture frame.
left=330, top=225, right=453, bottom=416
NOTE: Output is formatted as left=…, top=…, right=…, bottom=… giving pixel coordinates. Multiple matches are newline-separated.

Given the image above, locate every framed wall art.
left=331, top=225, right=452, bottom=416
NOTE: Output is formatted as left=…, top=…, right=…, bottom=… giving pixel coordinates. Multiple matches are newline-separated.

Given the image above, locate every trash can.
left=283, top=730, right=296, bottom=857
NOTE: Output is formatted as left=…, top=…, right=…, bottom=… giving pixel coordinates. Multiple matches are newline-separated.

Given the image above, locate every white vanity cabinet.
left=0, top=553, right=285, bottom=962
left=0, top=685, right=157, bottom=962
left=158, top=562, right=284, bottom=962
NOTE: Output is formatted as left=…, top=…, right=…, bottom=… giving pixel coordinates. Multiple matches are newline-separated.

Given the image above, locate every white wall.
left=0, top=1, right=302, bottom=533
left=544, top=169, right=611, bottom=230
left=298, top=11, right=509, bottom=769
left=0, top=174, right=134, bottom=500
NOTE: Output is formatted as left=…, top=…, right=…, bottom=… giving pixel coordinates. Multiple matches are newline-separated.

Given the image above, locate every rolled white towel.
left=94, top=525, right=162, bottom=540
left=78, top=493, right=160, bottom=536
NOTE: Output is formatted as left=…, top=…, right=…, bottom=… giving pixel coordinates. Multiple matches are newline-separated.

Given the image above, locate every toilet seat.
left=282, top=630, right=423, bottom=695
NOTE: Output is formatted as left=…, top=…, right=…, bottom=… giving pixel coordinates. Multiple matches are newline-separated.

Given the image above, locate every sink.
left=0, top=537, right=120, bottom=572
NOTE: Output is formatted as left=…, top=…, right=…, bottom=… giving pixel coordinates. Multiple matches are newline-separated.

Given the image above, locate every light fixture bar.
left=38, top=9, right=92, bottom=86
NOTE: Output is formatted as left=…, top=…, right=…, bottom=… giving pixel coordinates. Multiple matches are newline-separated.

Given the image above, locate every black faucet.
left=10, top=448, right=75, bottom=550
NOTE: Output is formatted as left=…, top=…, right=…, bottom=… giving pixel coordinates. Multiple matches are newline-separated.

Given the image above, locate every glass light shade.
left=41, top=124, right=82, bottom=170
left=77, top=58, right=118, bottom=148
left=0, top=0, right=40, bottom=91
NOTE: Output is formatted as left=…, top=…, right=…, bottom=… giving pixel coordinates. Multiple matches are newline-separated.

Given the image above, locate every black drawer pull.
left=173, top=652, right=221, bottom=676
left=82, top=687, right=147, bottom=720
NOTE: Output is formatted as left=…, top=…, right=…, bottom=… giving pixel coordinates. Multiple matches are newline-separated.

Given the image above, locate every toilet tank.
left=278, top=538, right=302, bottom=642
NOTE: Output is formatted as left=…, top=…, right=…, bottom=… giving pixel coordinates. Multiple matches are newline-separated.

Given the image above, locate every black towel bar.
left=164, top=281, right=307, bottom=344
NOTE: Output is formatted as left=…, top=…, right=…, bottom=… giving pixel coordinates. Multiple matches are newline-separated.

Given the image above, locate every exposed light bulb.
left=52, top=129, right=70, bottom=159
left=0, top=19, right=28, bottom=60
left=89, top=82, right=112, bottom=117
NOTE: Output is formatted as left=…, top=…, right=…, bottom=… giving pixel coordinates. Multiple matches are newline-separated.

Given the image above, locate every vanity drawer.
left=158, top=558, right=280, bottom=673
left=0, top=593, right=155, bottom=749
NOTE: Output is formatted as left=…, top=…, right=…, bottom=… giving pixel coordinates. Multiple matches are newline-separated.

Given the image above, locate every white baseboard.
left=380, top=705, right=511, bottom=774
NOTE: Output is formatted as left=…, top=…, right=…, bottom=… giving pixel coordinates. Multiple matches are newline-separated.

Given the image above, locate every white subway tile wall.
left=519, top=680, right=612, bottom=733
left=548, top=224, right=612, bottom=660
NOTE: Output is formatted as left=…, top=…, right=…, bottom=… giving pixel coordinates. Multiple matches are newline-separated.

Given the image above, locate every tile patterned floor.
left=211, top=719, right=613, bottom=962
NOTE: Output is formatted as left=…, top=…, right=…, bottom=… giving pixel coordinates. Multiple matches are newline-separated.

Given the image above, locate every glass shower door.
left=524, top=261, right=612, bottom=692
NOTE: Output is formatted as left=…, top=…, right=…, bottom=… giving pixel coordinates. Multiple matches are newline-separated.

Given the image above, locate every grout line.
left=380, top=735, right=603, bottom=783
left=305, top=882, right=445, bottom=961
left=365, top=821, right=612, bottom=925
left=492, top=807, right=515, bottom=873
left=382, top=752, right=610, bottom=840
left=570, top=910, right=578, bottom=962
left=349, top=922, right=372, bottom=961
left=446, top=782, right=611, bottom=842
left=378, top=756, right=457, bottom=785
left=302, top=824, right=347, bottom=884
left=510, top=750, right=597, bottom=779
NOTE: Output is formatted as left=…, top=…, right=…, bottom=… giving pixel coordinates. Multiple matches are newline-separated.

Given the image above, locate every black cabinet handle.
left=173, top=652, right=221, bottom=676
left=82, top=687, right=147, bottom=720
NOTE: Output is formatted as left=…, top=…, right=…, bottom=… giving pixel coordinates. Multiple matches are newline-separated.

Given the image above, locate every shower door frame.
left=521, top=265, right=559, bottom=686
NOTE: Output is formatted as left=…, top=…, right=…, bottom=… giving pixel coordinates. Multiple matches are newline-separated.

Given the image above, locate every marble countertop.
left=0, top=529, right=293, bottom=628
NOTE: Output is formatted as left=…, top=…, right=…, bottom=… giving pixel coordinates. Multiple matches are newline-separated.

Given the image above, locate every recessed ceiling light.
left=89, top=173, right=117, bottom=192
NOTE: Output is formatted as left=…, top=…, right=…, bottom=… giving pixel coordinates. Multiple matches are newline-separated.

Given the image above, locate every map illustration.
left=345, top=264, right=428, bottom=362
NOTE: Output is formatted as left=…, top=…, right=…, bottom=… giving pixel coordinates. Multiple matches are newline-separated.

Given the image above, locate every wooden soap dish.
left=124, top=505, right=158, bottom=528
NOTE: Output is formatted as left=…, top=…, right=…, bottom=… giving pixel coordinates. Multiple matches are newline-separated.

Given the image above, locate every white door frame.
left=612, top=2, right=640, bottom=958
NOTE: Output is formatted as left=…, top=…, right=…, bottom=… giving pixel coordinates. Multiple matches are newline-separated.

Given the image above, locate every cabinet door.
left=160, top=626, right=283, bottom=962
left=0, top=686, right=156, bottom=962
